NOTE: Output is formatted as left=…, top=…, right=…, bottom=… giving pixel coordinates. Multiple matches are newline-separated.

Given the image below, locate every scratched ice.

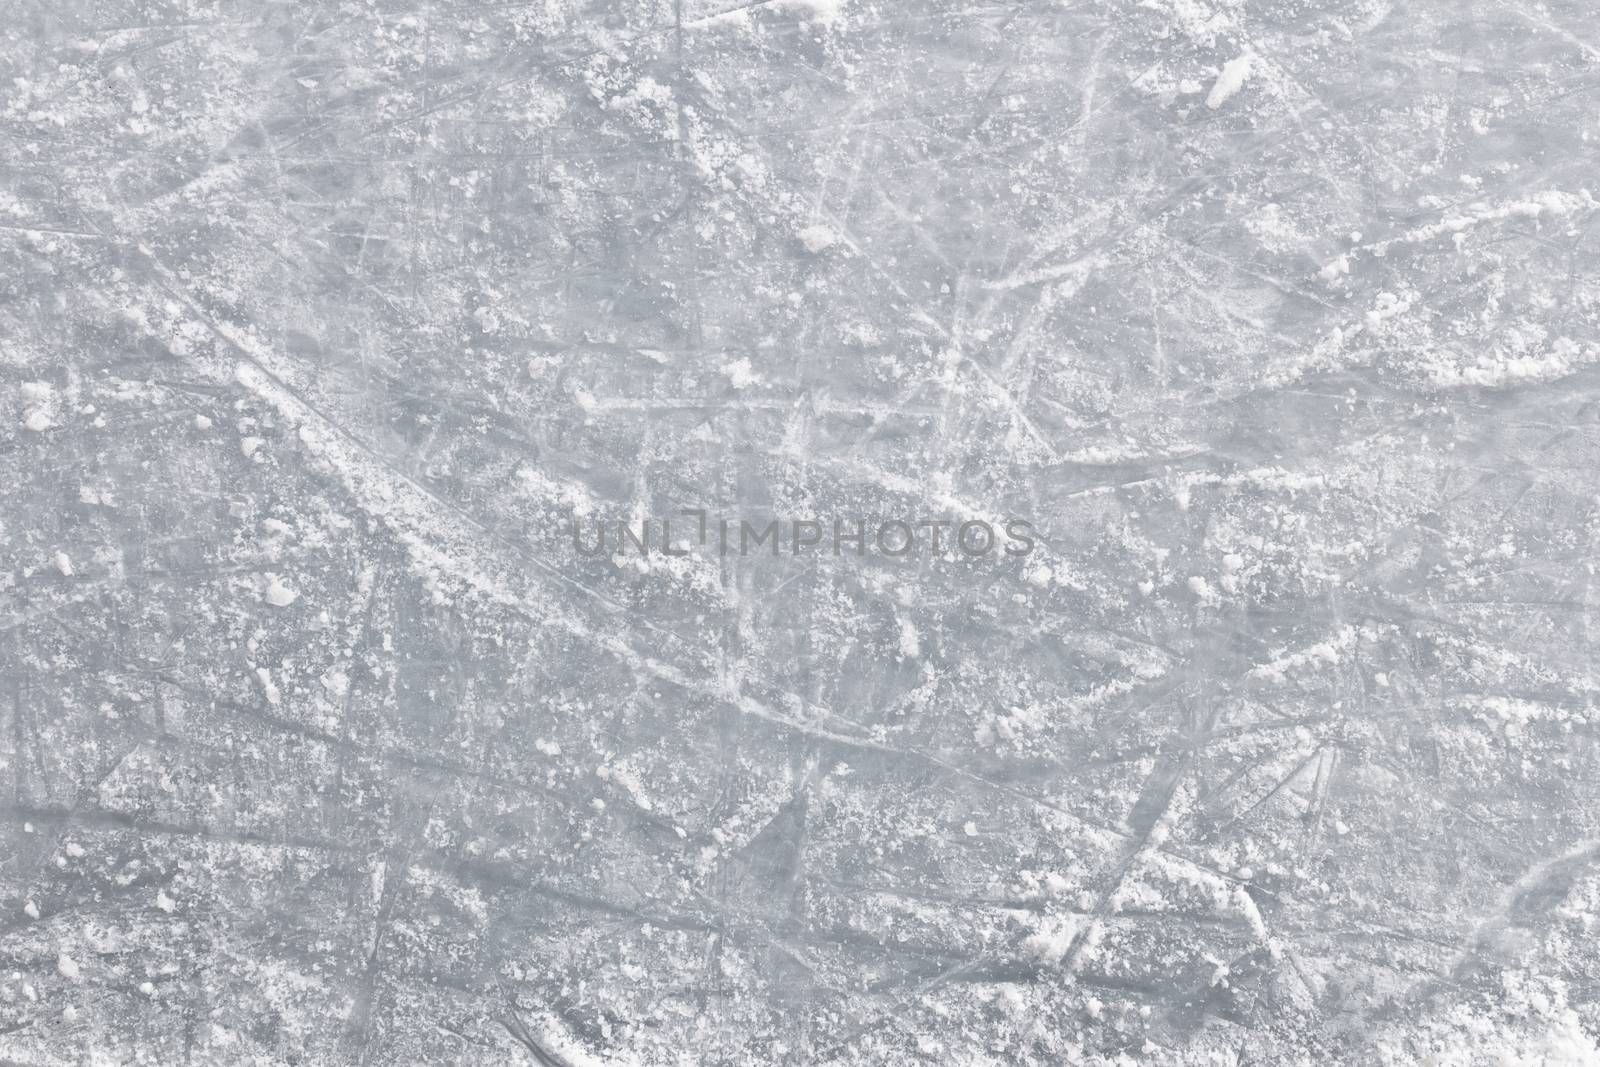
left=3, top=1, right=1600, bottom=1064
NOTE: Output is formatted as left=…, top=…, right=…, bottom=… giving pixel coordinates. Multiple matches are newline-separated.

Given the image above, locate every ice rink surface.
left=3, top=0, right=1600, bottom=1062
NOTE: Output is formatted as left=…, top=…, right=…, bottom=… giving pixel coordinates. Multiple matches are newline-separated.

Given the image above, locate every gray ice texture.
left=2, top=0, right=1600, bottom=1064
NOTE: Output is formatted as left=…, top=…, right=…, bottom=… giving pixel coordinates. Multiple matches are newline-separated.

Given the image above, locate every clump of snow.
left=20, top=381, right=56, bottom=432
left=1420, top=337, right=1597, bottom=389
left=1364, top=290, right=1414, bottom=329
left=1249, top=626, right=1357, bottom=683
left=1021, top=915, right=1081, bottom=965
left=898, top=618, right=920, bottom=658
left=263, top=575, right=298, bottom=607
left=602, top=761, right=655, bottom=812
left=797, top=223, right=837, bottom=253
left=721, top=357, right=761, bottom=389
left=1395, top=189, right=1594, bottom=248
left=1205, top=50, right=1253, bottom=109
left=254, top=666, right=281, bottom=706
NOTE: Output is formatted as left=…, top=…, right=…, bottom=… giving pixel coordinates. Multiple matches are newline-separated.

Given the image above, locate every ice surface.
left=3, top=0, right=1600, bottom=1063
